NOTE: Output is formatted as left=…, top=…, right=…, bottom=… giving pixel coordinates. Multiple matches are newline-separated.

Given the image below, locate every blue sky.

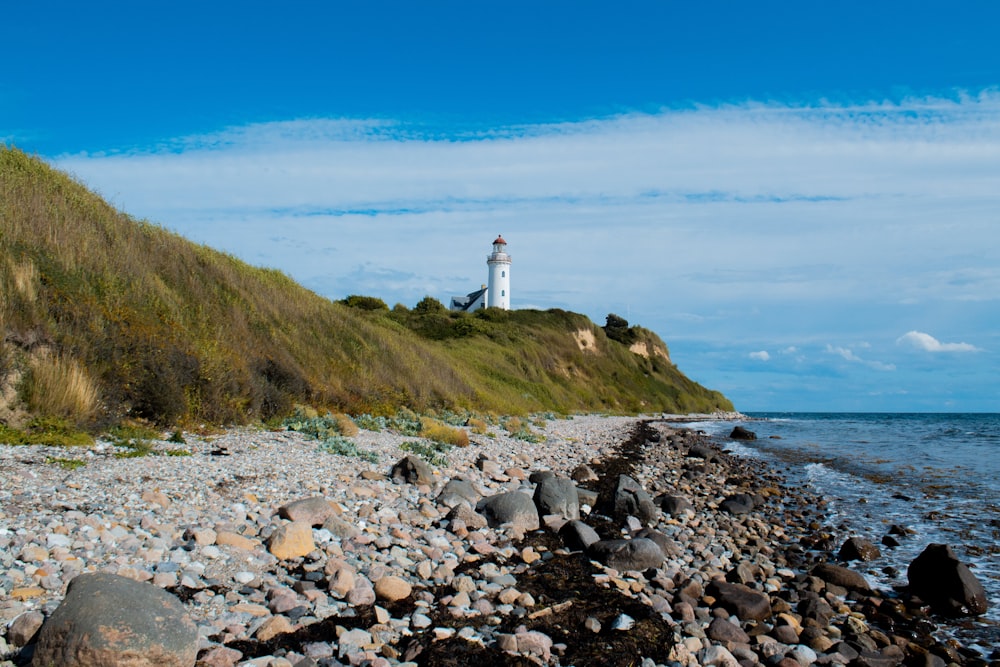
left=4, top=2, right=999, bottom=412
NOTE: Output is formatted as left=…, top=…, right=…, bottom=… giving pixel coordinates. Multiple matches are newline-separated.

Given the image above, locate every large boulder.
left=729, top=426, right=757, bottom=440
left=705, top=579, right=772, bottom=621
left=391, top=455, right=433, bottom=486
left=907, top=543, right=988, bottom=616
left=605, top=474, right=657, bottom=524
left=476, top=491, right=540, bottom=532
left=533, top=476, right=580, bottom=520
left=32, top=572, right=198, bottom=667
left=588, top=538, right=665, bottom=571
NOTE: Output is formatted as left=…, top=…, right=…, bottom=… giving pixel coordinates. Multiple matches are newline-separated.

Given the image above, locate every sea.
left=678, top=412, right=1000, bottom=654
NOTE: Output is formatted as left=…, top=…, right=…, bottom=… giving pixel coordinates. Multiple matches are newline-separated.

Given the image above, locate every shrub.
left=283, top=409, right=357, bottom=439
left=334, top=413, right=359, bottom=437
left=502, top=416, right=544, bottom=443
left=466, top=417, right=488, bottom=435
left=419, top=417, right=469, bottom=447
left=341, top=295, right=389, bottom=311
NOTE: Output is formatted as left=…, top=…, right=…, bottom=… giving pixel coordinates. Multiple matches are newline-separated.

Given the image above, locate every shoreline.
left=0, top=415, right=990, bottom=665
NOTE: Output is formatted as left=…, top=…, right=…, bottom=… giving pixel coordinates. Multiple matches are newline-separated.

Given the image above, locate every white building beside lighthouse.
left=450, top=235, right=512, bottom=311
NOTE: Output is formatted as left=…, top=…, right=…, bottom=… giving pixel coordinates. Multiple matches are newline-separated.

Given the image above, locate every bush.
left=341, top=295, right=389, bottom=311
left=419, top=417, right=469, bottom=447
left=466, top=417, right=488, bottom=435
left=502, top=416, right=544, bottom=443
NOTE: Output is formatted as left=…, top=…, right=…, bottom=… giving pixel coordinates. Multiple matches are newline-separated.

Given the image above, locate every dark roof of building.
left=450, top=287, right=487, bottom=312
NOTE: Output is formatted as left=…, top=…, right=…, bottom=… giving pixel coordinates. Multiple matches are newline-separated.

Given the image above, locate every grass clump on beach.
left=317, top=435, right=378, bottom=463
left=0, top=417, right=94, bottom=447
left=503, top=416, right=545, bottom=443
left=400, top=440, right=452, bottom=466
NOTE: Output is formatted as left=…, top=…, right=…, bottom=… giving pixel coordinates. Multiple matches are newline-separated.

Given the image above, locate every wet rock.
left=32, top=572, right=198, bottom=667
left=839, top=536, right=882, bottom=562
left=729, top=426, right=757, bottom=440
left=588, top=537, right=665, bottom=571
left=476, top=491, right=540, bottom=532
left=391, top=455, right=433, bottom=485
left=906, top=543, right=988, bottom=616
left=810, top=562, right=872, bottom=591
left=532, top=475, right=580, bottom=520
left=706, top=579, right=772, bottom=621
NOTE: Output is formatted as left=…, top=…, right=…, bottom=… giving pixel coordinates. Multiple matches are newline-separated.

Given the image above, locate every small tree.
left=413, top=296, right=446, bottom=314
left=604, top=313, right=637, bottom=344
left=340, top=295, right=389, bottom=311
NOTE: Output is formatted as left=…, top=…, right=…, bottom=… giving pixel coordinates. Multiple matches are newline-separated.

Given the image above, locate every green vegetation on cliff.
left=0, top=147, right=732, bottom=429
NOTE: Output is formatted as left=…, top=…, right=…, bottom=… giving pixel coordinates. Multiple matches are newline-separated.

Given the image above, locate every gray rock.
left=605, top=474, right=657, bottom=524
left=278, top=496, right=336, bottom=526
left=7, top=610, right=44, bottom=647
left=907, top=543, right=988, bottom=616
left=532, top=476, right=580, bottom=520
left=570, top=464, right=598, bottom=483
left=446, top=503, right=488, bottom=530
left=706, top=616, right=750, bottom=644
left=558, top=520, right=601, bottom=551
left=705, top=579, right=772, bottom=621
left=588, top=538, right=665, bottom=571
left=633, top=527, right=680, bottom=558
left=658, top=494, right=694, bottom=516
left=476, top=491, right=540, bottom=532
left=810, top=562, right=871, bottom=591
left=437, top=479, right=479, bottom=508
left=719, top=493, right=754, bottom=514
left=391, top=455, right=433, bottom=486
left=32, top=572, right=198, bottom=667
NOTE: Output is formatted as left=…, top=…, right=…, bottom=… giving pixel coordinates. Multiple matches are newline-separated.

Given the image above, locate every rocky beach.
left=0, top=415, right=994, bottom=667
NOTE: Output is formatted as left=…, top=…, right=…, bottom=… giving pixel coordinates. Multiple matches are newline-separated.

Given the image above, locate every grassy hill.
left=0, top=146, right=732, bottom=432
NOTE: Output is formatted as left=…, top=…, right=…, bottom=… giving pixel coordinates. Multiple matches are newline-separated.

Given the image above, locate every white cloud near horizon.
left=749, top=350, right=771, bottom=361
left=896, top=331, right=981, bottom=352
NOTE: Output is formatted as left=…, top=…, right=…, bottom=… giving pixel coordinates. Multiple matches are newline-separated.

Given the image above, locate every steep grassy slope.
left=0, top=147, right=732, bottom=429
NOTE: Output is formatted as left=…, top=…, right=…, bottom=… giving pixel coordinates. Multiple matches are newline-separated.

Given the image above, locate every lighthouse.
left=486, top=235, right=511, bottom=310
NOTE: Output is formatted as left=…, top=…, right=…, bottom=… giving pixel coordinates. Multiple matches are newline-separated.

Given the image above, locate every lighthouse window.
left=501, top=271, right=505, bottom=277
left=501, top=290, right=505, bottom=296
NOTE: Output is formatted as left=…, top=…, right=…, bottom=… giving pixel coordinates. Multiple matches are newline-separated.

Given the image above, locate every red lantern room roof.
left=493, top=235, right=507, bottom=245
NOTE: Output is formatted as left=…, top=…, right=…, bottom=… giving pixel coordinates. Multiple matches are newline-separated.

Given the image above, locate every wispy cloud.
left=896, top=331, right=981, bottom=353
left=749, top=350, right=770, bottom=361
left=825, top=344, right=897, bottom=371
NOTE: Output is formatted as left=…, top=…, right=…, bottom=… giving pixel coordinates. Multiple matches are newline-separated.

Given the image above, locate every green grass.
left=45, top=456, right=86, bottom=470
left=0, top=146, right=733, bottom=431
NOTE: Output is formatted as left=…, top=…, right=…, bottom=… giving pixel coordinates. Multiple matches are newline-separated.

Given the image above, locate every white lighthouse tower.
left=486, top=235, right=511, bottom=309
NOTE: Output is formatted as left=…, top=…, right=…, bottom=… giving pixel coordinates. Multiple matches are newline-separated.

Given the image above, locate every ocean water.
left=679, top=412, right=1000, bottom=653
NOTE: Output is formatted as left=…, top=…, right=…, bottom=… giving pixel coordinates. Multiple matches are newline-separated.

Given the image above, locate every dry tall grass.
left=25, top=353, right=100, bottom=424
